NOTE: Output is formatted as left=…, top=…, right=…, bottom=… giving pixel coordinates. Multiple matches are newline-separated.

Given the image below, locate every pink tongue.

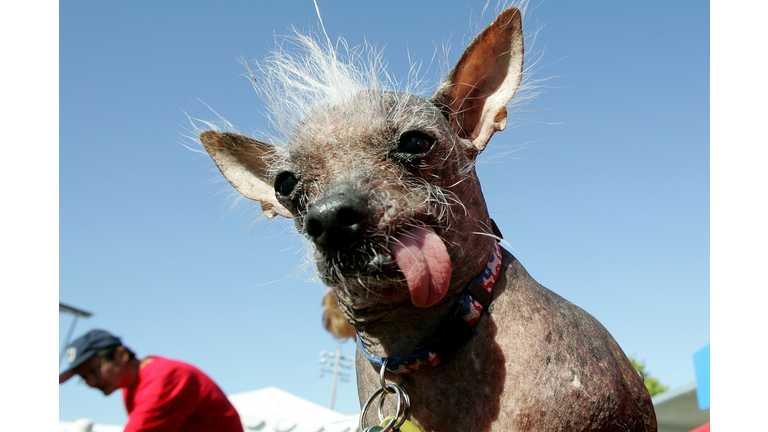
left=391, top=226, right=452, bottom=307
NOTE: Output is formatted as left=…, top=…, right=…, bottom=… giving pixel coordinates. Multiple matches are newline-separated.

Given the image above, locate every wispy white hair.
left=244, top=32, right=397, bottom=143
left=237, top=0, right=541, bottom=146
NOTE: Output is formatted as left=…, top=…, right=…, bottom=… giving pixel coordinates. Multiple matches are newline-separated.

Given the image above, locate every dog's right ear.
left=432, top=7, right=524, bottom=155
left=200, top=131, right=292, bottom=219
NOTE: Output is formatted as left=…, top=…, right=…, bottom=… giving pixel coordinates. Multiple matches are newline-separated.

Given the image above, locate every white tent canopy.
left=59, top=386, right=359, bottom=432
left=230, top=386, right=358, bottom=432
left=58, top=419, right=123, bottom=432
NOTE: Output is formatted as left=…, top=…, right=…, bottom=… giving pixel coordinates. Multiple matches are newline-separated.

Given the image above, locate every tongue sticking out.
left=390, top=226, right=452, bottom=307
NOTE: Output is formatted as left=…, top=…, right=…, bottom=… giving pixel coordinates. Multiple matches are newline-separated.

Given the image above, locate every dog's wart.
left=199, top=5, right=657, bottom=432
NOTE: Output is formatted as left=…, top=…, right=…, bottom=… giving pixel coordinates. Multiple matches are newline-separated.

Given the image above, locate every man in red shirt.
left=59, top=329, right=244, bottom=432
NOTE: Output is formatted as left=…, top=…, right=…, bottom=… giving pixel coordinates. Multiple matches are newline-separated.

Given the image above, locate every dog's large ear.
left=200, top=131, right=292, bottom=219
left=432, top=7, right=524, bottom=154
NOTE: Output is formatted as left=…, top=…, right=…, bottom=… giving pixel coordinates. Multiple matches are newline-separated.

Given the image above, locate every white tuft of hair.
left=245, top=31, right=402, bottom=145
left=235, top=0, right=539, bottom=146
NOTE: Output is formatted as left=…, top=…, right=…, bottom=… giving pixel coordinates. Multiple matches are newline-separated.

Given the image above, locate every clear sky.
left=52, top=0, right=712, bottom=425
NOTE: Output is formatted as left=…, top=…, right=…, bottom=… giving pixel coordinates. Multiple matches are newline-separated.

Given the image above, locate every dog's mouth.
left=315, top=224, right=452, bottom=308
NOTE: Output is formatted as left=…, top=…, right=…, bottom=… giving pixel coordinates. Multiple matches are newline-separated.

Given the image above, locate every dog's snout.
left=305, top=193, right=368, bottom=252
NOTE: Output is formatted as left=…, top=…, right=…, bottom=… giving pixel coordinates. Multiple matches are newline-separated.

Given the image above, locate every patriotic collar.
left=357, top=241, right=503, bottom=374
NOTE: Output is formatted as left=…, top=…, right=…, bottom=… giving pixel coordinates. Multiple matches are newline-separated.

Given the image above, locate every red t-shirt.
left=121, top=356, right=243, bottom=432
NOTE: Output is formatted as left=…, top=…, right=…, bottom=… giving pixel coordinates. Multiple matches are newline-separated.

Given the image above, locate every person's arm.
left=123, top=366, right=201, bottom=432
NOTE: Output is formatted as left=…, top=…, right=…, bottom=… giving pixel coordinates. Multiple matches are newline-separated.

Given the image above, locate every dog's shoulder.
left=483, top=248, right=657, bottom=431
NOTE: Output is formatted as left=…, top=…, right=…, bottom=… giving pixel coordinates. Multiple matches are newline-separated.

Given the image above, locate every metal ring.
left=359, top=386, right=393, bottom=432
left=379, top=359, right=406, bottom=392
left=376, top=384, right=402, bottom=425
left=379, top=359, right=396, bottom=393
left=377, top=383, right=410, bottom=427
left=359, top=383, right=410, bottom=432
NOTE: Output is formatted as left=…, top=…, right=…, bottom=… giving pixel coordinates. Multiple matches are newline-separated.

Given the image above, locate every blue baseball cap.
left=59, top=329, right=122, bottom=384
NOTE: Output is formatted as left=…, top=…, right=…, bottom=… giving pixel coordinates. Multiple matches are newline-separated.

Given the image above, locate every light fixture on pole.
left=59, top=303, right=93, bottom=367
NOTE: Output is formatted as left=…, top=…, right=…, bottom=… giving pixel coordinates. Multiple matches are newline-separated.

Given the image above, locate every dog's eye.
left=397, top=132, right=433, bottom=155
left=275, top=172, right=298, bottom=198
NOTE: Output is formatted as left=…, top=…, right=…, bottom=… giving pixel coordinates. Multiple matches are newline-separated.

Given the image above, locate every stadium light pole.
left=318, top=346, right=353, bottom=410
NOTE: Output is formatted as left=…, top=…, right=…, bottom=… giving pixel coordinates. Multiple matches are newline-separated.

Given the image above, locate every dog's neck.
left=345, top=236, right=499, bottom=366
left=356, top=241, right=503, bottom=374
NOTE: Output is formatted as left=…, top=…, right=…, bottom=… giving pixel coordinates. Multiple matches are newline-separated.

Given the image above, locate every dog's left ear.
left=200, top=130, right=292, bottom=219
left=432, top=7, right=524, bottom=155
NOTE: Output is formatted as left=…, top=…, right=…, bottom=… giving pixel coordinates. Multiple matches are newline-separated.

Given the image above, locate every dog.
left=198, top=5, right=657, bottom=431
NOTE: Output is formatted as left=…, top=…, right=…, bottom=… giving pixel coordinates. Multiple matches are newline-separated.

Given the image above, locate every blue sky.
left=51, top=0, right=714, bottom=425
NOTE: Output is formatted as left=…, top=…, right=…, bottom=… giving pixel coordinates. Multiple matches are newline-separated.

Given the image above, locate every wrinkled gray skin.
left=199, top=8, right=657, bottom=432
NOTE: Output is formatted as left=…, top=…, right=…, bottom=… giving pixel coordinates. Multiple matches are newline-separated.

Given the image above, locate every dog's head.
left=200, top=8, right=524, bottom=311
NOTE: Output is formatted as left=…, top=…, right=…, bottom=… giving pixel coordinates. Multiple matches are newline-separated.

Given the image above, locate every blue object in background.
left=693, top=344, right=710, bottom=410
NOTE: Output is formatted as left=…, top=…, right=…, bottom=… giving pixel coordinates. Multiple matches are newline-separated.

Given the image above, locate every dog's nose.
left=304, top=193, right=369, bottom=252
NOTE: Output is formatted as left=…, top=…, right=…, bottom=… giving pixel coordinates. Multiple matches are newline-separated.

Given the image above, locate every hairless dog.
left=198, top=5, right=657, bottom=431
